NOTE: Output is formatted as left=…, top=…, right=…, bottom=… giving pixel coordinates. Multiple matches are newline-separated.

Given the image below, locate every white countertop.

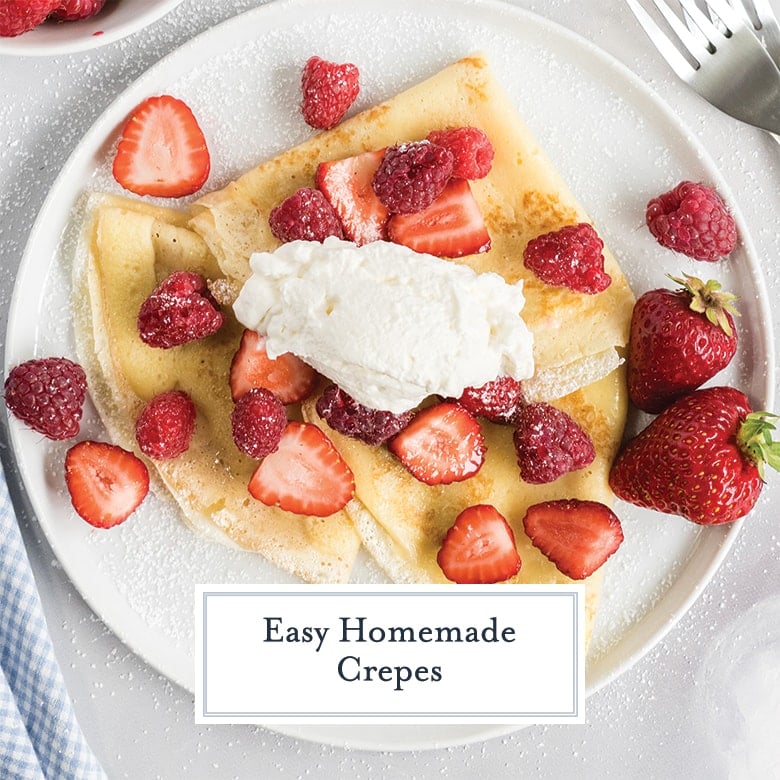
left=1, top=1, right=779, bottom=776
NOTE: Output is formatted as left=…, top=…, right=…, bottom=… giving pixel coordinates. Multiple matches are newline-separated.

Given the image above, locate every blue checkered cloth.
left=1, top=462, right=106, bottom=780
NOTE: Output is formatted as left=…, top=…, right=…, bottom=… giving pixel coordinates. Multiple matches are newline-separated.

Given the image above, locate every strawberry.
left=64, top=441, right=149, bottom=529
left=248, top=421, right=355, bottom=517
left=388, top=402, right=486, bottom=485
left=316, top=149, right=389, bottom=244
left=112, top=95, right=210, bottom=198
left=437, top=504, right=521, bottom=584
left=229, top=329, right=317, bottom=404
left=609, top=386, right=780, bottom=525
left=522, top=499, right=624, bottom=580
left=628, top=274, right=739, bottom=413
left=387, top=178, right=491, bottom=258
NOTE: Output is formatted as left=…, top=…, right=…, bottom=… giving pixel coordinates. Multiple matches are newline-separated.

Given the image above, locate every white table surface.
left=2, top=1, right=779, bottom=777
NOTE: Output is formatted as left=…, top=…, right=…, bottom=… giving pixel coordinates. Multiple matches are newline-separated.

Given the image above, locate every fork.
left=723, top=0, right=780, bottom=66
left=625, top=0, right=780, bottom=135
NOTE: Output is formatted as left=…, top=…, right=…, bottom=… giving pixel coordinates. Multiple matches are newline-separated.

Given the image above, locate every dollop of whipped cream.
left=233, top=237, right=534, bottom=414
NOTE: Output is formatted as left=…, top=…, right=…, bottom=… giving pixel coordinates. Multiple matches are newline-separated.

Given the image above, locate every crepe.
left=73, top=193, right=361, bottom=584
left=184, top=54, right=634, bottom=640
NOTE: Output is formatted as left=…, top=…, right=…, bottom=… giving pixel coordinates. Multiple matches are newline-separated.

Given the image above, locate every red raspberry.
left=0, top=0, right=58, bottom=37
left=50, top=0, right=105, bottom=21
left=269, top=187, right=344, bottom=243
left=426, top=127, right=494, bottom=180
left=137, top=271, right=225, bottom=349
left=646, top=180, right=737, bottom=261
left=301, top=55, right=360, bottom=130
left=371, top=141, right=454, bottom=214
left=513, top=402, right=595, bottom=484
left=455, top=376, right=525, bottom=424
left=315, top=383, right=414, bottom=445
left=4, top=357, right=87, bottom=440
left=135, top=390, right=196, bottom=459
left=231, top=388, right=287, bottom=459
left=523, top=222, right=611, bottom=294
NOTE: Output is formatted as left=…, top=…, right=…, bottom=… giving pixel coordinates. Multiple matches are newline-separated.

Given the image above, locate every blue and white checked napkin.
left=1, top=460, right=106, bottom=780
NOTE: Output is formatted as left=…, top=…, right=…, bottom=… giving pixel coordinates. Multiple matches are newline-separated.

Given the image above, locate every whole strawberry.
left=609, top=386, right=780, bottom=525
left=628, top=274, right=739, bottom=413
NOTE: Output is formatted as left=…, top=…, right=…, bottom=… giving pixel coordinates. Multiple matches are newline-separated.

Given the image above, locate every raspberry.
left=50, top=0, right=105, bottom=21
left=231, top=388, right=287, bottom=459
left=513, top=402, right=595, bottom=484
left=646, top=180, right=737, bottom=261
left=4, top=357, right=87, bottom=440
left=523, top=222, right=611, bottom=294
left=426, top=127, right=494, bottom=180
left=135, top=390, right=196, bottom=459
left=269, top=187, right=344, bottom=243
left=301, top=55, right=360, bottom=130
left=137, top=271, right=225, bottom=349
left=371, top=141, right=454, bottom=214
left=456, top=376, right=525, bottom=424
left=315, top=384, right=414, bottom=445
left=0, top=0, right=58, bottom=37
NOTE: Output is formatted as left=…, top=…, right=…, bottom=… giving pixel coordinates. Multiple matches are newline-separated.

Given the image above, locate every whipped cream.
left=233, top=237, right=534, bottom=413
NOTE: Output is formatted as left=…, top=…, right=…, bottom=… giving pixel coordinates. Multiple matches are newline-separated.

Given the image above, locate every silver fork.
left=625, top=0, right=780, bottom=135
left=724, top=0, right=780, bottom=66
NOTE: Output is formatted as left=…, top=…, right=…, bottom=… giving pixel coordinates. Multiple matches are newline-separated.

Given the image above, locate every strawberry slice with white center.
left=437, top=504, right=521, bottom=584
left=388, top=401, right=486, bottom=485
left=316, top=149, right=389, bottom=244
left=112, top=94, right=210, bottom=198
left=522, top=499, right=624, bottom=580
left=248, top=422, right=355, bottom=517
left=229, top=329, right=317, bottom=404
left=65, top=440, right=150, bottom=528
left=387, top=178, right=491, bottom=258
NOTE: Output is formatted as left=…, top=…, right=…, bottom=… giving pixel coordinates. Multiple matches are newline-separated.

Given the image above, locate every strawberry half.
left=388, top=401, right=486, bottom=485
left=437, top=504, right=521, bottom=584
left=112, top=95, right=210, bottom=198
left=609, top=386, right=780, bottom=525
left=316, top=149, right=389, bottom=244
left=387, top=178, right=491, bottom=258
left=522, top=499, right=624, bottom=580
left=248, top=422, right=355, bottom=517
left=229, top=329, right=317, bottom=404
left=64, top=441, right=150, bottom=529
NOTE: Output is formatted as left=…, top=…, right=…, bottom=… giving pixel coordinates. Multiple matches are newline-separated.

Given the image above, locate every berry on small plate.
left=0, top=0, right=186, bottom=56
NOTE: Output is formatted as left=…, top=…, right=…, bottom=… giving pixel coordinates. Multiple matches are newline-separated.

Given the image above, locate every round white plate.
left=4, top=0, right=774, bottom=752
left=0, top=0, right=185, bottom=57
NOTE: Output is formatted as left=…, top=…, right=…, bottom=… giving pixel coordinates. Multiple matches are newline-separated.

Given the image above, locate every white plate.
left=0, top=0, right=185, bottom=57
left=4, top=0, right=775, bottom=752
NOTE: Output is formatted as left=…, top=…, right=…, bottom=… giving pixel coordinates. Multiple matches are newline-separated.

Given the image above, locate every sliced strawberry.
left=388, top=401, right=485, bottom=485
left=387, top=178, right=491, bottom=258
left=229, top=329, right=317, bottom=404
left=522, top=499, right=623, bottom=580
left=64, top=441, right=150, bottom=529
left=316, top=149, right=389, bottom=244
left=248, top=422, right=355, bottom=517
left=437, top=504, right=521, bottom=584
left=112, top=95, right=210, bottom=198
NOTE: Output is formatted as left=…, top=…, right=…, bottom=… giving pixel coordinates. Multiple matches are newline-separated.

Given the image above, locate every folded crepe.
left=185, top=53, right=635, bottom=634
left=73, top=193, right=361, bottom=584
